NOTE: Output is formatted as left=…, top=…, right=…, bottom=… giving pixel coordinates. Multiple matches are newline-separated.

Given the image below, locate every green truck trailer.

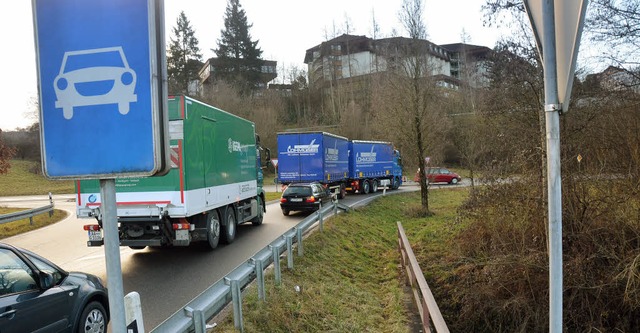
left=76, top=96, right=267, bottom=250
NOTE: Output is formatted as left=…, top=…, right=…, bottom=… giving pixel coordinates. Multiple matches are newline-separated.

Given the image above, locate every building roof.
left=440, top=43, right=492, bottom=59
left=304, top=34, right=453, bottom=64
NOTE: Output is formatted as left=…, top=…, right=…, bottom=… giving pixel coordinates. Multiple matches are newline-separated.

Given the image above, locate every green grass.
left=0, top=160, right=75, bottom=196
left=215, top=188, right=468, bottom=332
left=265, top=191, right=281, bottom=202
left=0, top=207, right=69, bottom=239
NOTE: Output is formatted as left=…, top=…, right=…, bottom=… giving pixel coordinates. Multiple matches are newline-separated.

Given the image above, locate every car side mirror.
left=38, top=272, right=55, bottom=289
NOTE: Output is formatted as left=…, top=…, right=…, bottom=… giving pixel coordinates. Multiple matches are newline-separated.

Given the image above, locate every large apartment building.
left=303, top=34, right=492, bottom=91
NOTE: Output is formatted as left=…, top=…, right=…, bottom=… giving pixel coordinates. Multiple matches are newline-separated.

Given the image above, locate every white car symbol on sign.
left=54, top=46, right=138, bottom=119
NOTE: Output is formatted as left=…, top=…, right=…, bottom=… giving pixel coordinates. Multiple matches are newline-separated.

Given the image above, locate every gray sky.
left=1, top=0, right=503, bottom=131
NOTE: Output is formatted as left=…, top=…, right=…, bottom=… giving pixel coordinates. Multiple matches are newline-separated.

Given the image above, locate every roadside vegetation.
left=0, top=160, right=74, bottom=196
left=216, top=189, right=468, bottom=332
left=0, top=207, right=68, bottom=239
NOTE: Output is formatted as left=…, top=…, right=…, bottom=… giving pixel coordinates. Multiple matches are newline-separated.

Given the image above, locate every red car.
left=414, top=167, right=461, bottom=185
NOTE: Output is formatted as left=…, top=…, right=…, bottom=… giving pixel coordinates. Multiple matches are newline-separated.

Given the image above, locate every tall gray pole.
left=541, top=0, right=563, bottom=331
left=100, top=179, right=127, bottom=332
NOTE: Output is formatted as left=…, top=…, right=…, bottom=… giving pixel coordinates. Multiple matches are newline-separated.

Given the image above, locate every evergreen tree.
left=215, top=0, right=264, bottom=92
left=167, top=11, right=202, bottom=95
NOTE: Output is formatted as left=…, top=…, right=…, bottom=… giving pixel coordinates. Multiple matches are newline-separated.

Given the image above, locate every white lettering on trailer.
left=286, top=139, right=319, bottom=154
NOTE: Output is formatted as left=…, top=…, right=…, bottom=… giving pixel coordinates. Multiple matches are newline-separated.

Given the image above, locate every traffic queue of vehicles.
left=276, top=132, right=404, bottom=216
left=4, top=94, right=465, bottom=332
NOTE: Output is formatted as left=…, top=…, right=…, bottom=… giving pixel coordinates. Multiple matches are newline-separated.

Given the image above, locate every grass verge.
left=0, top=160, right=75, bottom=196
left=215, top=188, right=468, bottom=332
left=0, top=207, right=69, bottom=239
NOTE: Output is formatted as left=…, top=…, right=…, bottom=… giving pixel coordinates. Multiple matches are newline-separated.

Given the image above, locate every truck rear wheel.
left=338, top=184, right=346, bottom=199
left=362, top=180, right=371, bottom=194
left=204, top=210, right=221, bottom=250
left=371, top=180, right=378, bottom=193
left=222, top=206, right=237, bottom=244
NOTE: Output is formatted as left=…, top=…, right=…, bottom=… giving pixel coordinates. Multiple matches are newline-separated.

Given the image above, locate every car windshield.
left=63, top=50, right=125, bottom=73
left=284, top=186, right=312, bottom=196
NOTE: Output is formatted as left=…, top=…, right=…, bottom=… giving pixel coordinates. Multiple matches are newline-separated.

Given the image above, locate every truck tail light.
left=306, top=196, right=316, bottom=203
left=83, top=224, right=101, bottom=231
left=173, top=222, right=191, bottom=230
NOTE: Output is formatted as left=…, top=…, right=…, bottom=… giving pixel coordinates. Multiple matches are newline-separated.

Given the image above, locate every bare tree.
left=0, top=129, right=16, bottom=174
left=587, top=0, right=640, bottom=75
left=371, top=0, right=448, bottom=213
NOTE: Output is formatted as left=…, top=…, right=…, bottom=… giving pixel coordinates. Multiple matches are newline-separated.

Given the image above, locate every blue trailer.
left=277, top=132, right=349, bottom=198
left=346, top=140, right=403, bottom=194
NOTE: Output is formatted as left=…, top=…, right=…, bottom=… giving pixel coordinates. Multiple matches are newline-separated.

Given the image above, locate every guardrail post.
left=251, top=258, right=266, bottom=301
left=193, top=309, right=207, bottom=333
left=318, top=209, right=324, bottom=232
left=269, top=245, right=281, bottom=285
left=225, top=278, right=244, bottom=332
left=286, top=234, right=294, bottom=269
left=298, top=226, right=306, bottom=256
left=48, top=192, right=54, bottom=217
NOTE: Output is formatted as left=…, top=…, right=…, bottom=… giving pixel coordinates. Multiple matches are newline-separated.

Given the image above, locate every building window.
left=331, top=44, right=341, bottom=55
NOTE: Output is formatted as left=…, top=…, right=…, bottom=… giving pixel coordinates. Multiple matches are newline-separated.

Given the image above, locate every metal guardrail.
left=397, top=221, right=450, bottom=333
left=151, top=201, right=351, bottom=333
left=0, top=193, right=54, bottom=226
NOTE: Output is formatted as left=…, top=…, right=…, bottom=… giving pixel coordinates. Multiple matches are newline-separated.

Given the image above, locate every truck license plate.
left=291, top=198, right=303, bottom=202
left=88, top=230, right=101, bottom=241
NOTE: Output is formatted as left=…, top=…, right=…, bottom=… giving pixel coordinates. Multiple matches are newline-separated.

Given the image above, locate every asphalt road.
left=0, top=183, right=432, bottom=330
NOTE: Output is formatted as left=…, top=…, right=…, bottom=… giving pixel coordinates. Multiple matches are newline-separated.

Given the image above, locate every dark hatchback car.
left=0, top=243, right=109, bottom=333
left=280, top=182, right=333, bottom=216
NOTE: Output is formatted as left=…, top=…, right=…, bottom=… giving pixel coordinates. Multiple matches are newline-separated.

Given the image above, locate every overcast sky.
left=1, top=0, right=505, bottom=132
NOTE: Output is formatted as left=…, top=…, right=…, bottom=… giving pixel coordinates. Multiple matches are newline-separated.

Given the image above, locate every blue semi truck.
left=277, top=132, right=350, bottom=198
left=277, top=132, right=402, bottom=197
left=346, top=140, right=403, bottom=194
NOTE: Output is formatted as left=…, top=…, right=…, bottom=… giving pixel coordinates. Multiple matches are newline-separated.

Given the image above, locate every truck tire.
left=371, top=180, right=378, bottom=193
left=362, top=180, right=371, bottom=194
left=204, top=210, right=221, bottom=250
left=251, top=197, right=264, bottom=225
left=222, top=206, right=237, bottom=244
left=338, top=184, right=346, bottom=199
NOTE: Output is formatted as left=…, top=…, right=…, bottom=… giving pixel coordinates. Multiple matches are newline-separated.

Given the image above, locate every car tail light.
left=306, top=196, right=316, bottom=203
left=280, top=198, right=287, bottom=203
left=83, top=224, right=101, bottom=231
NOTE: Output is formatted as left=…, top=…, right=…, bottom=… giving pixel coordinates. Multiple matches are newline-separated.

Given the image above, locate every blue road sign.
left=33, top=0, right=165, bottom=179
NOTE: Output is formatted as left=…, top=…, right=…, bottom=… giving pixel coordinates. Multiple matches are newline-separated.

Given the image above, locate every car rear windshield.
left=284, top=186, right=312, bottom=196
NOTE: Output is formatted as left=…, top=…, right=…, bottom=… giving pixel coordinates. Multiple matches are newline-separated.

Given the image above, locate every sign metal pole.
left=100, top=179, right=127, bottom=332
left=541, top=0, right=563, bottom=331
